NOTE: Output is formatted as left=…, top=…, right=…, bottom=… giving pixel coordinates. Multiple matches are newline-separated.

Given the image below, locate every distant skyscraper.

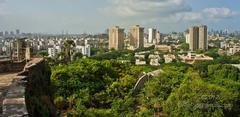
left=156, top=31, right=161, bottom=44
left=129, top=25, right=144, bottom=49
left=10, top=31, right=14, bottom=36
left=189, top=26, right=199, bottom=51
left=148, top=28, right=156, bottom=43
left=4, top=31, right=9, bottom=36
left=198, top=25, right=208, bottom=50
left=188, top=25, right=208, bottom=51
left=185, top=29, right=190, bottom=44
left=16, top=29, right=20, bottom=35
left=224, top=28, right=229, bottom=35
left=0, top=32, right=3, bottom=37
left=108, top=26, right=125, bottom=50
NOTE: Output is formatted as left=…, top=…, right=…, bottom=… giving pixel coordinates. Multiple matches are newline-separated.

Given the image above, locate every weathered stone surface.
left=0, top=60, right=25, bottom=73
left=2, top=84, right=28, bottom=117
left=0, top=73, right=19, bottom=117
left=0, top=58, right=45, bottom=117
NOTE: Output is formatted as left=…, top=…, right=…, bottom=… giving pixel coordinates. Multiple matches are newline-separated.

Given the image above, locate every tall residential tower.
left=199, top=25, right=208, bottom=50
left=148, top=28, right=156, bottom=43
left=156, top=31, right=161, bottom=44
left=189, top=26, right=199, bottom=51
left=108, top=26, right=125, bottom=50
left=187, top=25, right=208, bottom=51
left=129, top=25, right=144, bottom=49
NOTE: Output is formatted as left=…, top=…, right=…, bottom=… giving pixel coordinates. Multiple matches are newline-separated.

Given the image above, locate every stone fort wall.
left=1, top=58, right=56, bottom=117
left=0, top=60, right=26, bottom=73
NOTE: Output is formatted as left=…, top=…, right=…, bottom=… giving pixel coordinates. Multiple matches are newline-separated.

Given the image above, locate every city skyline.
left=0, top=0, right=240, bottom=34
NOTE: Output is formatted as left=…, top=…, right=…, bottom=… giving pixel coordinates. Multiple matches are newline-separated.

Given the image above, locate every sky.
left=0, top=0, right=239, bottom=34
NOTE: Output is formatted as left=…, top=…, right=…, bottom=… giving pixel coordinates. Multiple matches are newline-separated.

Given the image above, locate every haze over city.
left=0, top=0, right=240, bottom=33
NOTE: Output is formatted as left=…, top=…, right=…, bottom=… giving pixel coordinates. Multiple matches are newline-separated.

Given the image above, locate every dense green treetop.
left=49, top=53, right=240, bottom=116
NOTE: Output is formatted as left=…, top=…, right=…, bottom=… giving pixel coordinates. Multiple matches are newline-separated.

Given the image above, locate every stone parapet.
left=2, top=76, right=28, bottom=117
left=1, top=58, right=55, bottom=117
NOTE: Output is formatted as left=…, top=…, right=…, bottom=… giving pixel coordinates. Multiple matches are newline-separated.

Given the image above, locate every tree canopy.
left=50, top=57, right=240, bottom=116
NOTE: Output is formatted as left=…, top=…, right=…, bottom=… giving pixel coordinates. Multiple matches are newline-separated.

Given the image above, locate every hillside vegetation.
left=51, top=59, right=240, bottom=116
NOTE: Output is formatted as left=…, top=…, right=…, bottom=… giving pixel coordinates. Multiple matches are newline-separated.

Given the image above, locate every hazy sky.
left=0, top=0, right=239, bottom=34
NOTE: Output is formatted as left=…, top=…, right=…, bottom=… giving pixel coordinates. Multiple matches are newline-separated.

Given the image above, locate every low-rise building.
left=75, top=45, right=91, bottom=57
left=220, top=41, right=229, bottom=49
left=179, top=52, right=213, bottom=64
left=135, top=54, right=146, bottom=65
left=228, top=46, right=240, bottom=55
left=218, top=49, right=226, bottom=56
left=155, top=45, right=172, bottom=53
left=149, top=54, right=161, bottom=66
left=164, top=54, right=176, bottom=63
left=48, top=47, right=58, bottom=58
left=135, top=59, right=146, bottom=65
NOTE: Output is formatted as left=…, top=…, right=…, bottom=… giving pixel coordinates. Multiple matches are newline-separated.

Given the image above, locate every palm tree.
left=63, top=40, right=75, bottom=61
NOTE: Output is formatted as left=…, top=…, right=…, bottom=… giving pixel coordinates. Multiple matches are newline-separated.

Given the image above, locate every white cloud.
left=173, top=12, right=203, bottom=21
left=170, top=7, right=238, bottom=22
left=203, top=7, right=238, bottom=19
left=103, top=0, right=192, bottom=18
left=102, top=0, right=238, bottom=24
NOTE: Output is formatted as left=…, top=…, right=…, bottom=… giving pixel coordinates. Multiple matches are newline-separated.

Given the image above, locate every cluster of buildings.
left=208, top=34, right=240, bottom=56
left=108, top=25, right=161, bottom=50
left=108, top=24, right=215, bottom=65
left=133, top=51, right=180, bottom=65
left=133, top=50, right=214, bottom=65
left=0, top=38, right=31, bottom=62
left=0, top=29, right=21, bottom=37
left=185, top=25, right=240, bottom=56
left=228, top=46, right=240, bottom=55
left=179, top=52, right=213, bottom=64
left=134, top=51, right=162, bottom=66
left=0, top=35, right=109, bottom=60
left=108, top=24, right=213, bottom=65
left=46, top=38, right=93, bottom=58
left=1, top=24, right=240, bottom=65
left=162, top=32, right=184, bottom=44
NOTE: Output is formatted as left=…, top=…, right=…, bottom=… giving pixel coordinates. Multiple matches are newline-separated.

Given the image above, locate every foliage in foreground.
left=51, top=59, right=152, bottom=116
left=51, top=58, right=240, bottom=116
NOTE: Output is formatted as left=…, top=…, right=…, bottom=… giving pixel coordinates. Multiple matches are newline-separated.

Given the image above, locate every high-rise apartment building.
left=108, top=26, right=125, bottom=50
left=188, top=25, right=208, bottom=51
left=0, top=32, right=3, bottom=37
left=10, top=31, right=14, bottom=36
left=199, top=25, right=208, bottom=50
left=189, top=26, right=199, bottom=51
left=148, top=28, right=156, bottom=43
left=185, top=29, right=190, bottom=44
left=156, top=31, right=161, bottom=44
left=4, top=31, right=9, bottom=36
left=16, top=29, right=20, bottom=35
left=129, top=25, right=144, bottom=49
